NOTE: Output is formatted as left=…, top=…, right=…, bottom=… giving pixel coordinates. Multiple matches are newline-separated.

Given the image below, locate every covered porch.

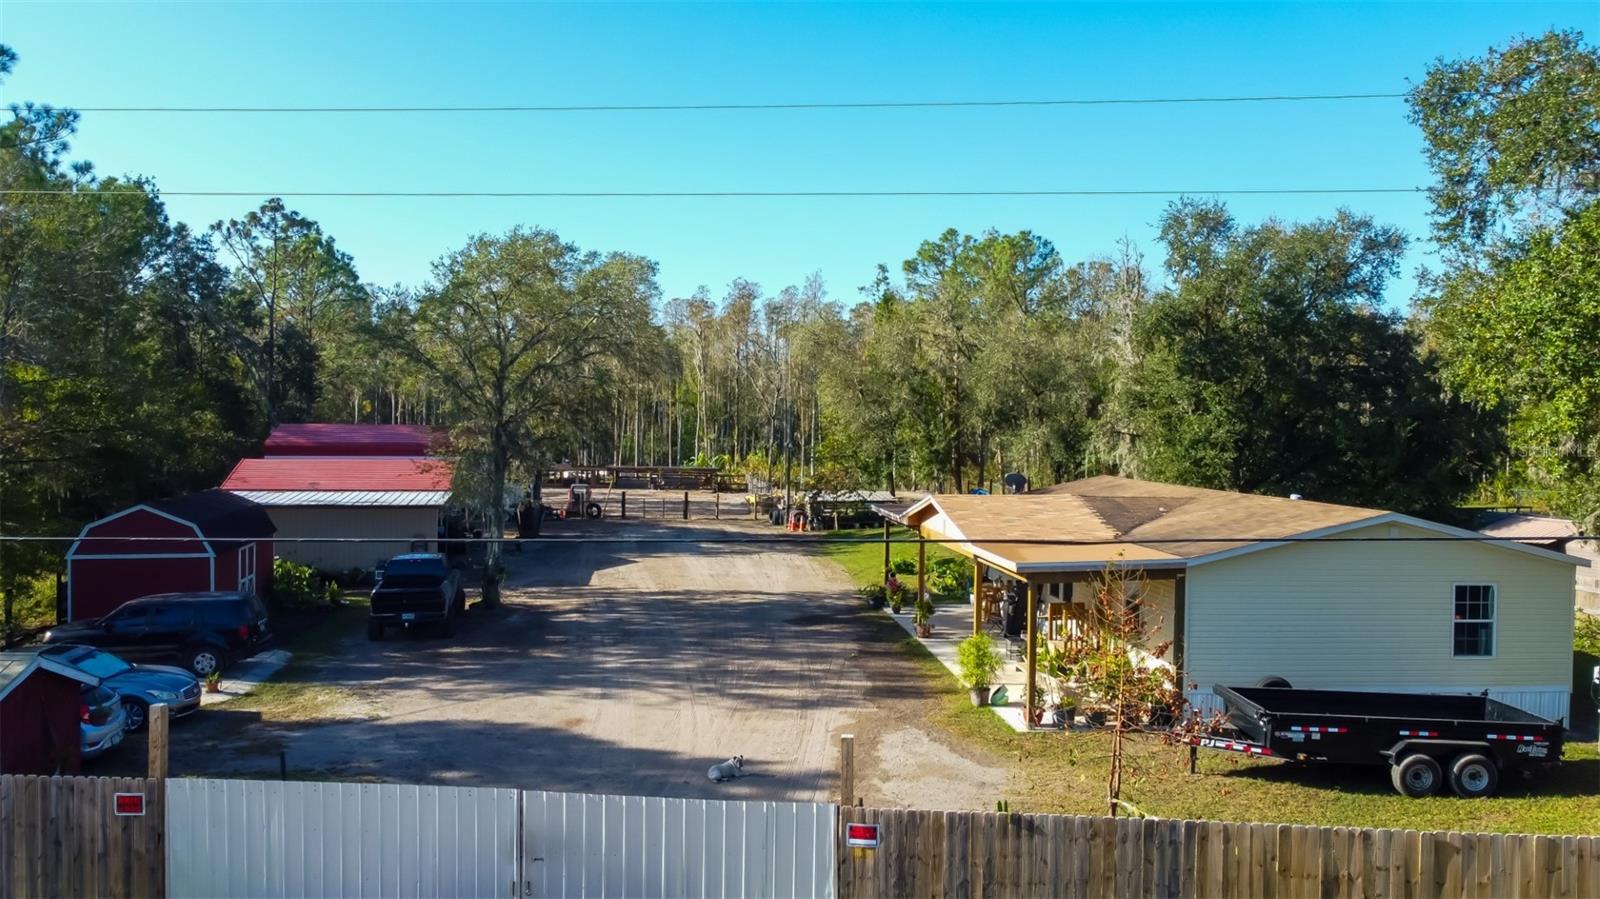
left=878, top=492, right=1188, bottom=731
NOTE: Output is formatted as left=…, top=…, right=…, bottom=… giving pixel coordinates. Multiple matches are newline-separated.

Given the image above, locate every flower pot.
left=969, top=686, right=992, bottom=707
left=1086, top=709, right=1107, bottom=727
left=916, top=623, right=933, bottom=637
left=1051, top=708, right=1071, bottom=728
left=204, top=681, right=221, bottom=694
left=891, top=602, right=903, bottom=615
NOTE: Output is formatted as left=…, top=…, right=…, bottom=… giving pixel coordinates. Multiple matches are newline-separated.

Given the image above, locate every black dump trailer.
left=1190, top=684, right=1564, bottom=798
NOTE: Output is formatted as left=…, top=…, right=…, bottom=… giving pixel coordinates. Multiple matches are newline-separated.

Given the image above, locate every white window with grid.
left=1452, top=584, right=1495, bottom=657
left=238, top=544, right=257, bottom=596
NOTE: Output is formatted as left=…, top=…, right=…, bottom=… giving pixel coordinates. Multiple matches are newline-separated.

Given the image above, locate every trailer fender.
left=1383, top=739, right=1499, bottom=767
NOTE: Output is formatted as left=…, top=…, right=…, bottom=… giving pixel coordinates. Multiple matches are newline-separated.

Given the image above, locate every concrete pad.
left=201, top=649, right=293, bottom=706
left=885, top=603, right=1033, bottom=732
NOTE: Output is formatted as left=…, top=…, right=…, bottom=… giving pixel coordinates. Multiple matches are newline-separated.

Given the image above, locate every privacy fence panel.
left=165, top=778, right=519, bottom=899
left=836, top=807, right=1600, bottom=899
left=0, top=774, right=164, bottom=899
left=520, top=789, right=836, bottom=899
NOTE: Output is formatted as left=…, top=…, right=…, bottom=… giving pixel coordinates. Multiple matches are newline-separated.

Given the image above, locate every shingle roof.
left=146, top=490, right=276, bottom=541
left=906, top=476, right=1387, bottom=573
left=221, top=457, right=454, bottom=493
left=264, top=424, right=439, bottom=457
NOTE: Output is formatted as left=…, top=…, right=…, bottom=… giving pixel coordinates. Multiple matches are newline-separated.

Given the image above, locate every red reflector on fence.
left=845, top=823, right=880, bottom=848
left=113, top=793, right=145, bottom=816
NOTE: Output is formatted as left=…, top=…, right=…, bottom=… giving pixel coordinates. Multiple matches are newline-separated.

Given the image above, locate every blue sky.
left=2, top=2, right=1593, bottom=308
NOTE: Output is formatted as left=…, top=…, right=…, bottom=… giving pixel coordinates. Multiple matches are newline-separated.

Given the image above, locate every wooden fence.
left=0, top=775, right=164, bottom=899
left=837, top=807, right=1600, bottom=899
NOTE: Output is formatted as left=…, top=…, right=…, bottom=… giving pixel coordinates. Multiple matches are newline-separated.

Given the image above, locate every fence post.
left=683, top=491, right=689, bottom=520
left=620, top=492, right=627, bottom=519
left=839, top=733, right=855, bottom=806
left=714, top=486, right=720, bottom=520
left=148, top=702, right=170, bottom=781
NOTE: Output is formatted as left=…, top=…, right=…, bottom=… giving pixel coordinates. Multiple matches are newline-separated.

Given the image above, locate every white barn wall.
left=264, top=506, right=440, bottom=573
left=1184, top=522, right=1577, bottom=721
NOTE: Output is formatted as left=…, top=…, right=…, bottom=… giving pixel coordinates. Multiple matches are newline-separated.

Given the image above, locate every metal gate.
left=520, top=790, right=836, bottom=899
left=166, top=779, right=836, bottom=899
left=166, top=778, right=520, bottom=898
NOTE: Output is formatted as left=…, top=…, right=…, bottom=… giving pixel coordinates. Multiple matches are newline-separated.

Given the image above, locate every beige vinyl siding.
left=1185, top=522, right=1576, bottom=697
left=265, top=506, right=440, bottom=573
left=1060, top=577, right=1175, bottom=664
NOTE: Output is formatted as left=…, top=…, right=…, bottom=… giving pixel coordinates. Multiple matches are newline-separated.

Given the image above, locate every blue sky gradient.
left=3, top=2, right=1593, bottom=307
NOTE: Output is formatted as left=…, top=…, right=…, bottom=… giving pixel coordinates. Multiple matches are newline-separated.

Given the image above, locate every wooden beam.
left=1173, top=574, right=1187, bottom=677
left=1025, top=580, right=1039, bottom=729
left=973, top=559, right=986, bottom=635
left=147, top=703, right=169, bottom=781
left=839, top=733, right=856, bottom=806
left=883, top=521, right=892, bottom=585
left=917, top=532, right=928, bottom=605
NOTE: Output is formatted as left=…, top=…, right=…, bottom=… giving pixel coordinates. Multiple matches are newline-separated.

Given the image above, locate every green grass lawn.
left=818, top=526, right=962, bottom=594
left=885, top=619, right=1600, bottom=835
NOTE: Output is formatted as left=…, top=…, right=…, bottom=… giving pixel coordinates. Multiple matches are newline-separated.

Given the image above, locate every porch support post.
left=882, top=520, right=892, bottom=585
left=1173, top=572, right=1187, bottom=677
left=917, top=531, right=927, bottom=605
left=1025, top=579, right=1040, bottom=729
left=973, top=559, right=986, bottom=635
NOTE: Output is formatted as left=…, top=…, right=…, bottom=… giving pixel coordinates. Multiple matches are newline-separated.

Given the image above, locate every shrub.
left=272, top=558, right=323, bottom=608
left=1576, top=614, right=1600, bottom=656
left=856, top=584, right=887, bottom=608
left=890, top=558, right=917, bottom=576
left=926, top=557, right=972, bottom=600
left=957, top=633, right=1003, bottom=690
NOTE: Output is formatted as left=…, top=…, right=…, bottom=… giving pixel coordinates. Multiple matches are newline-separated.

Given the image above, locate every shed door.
left=238, top=544, right=257, bottom=595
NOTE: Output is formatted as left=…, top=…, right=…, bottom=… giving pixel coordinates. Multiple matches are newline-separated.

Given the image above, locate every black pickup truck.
left=368, top=553, right=467, bottom=640
left=1189, top=683, right=1565, bottom=798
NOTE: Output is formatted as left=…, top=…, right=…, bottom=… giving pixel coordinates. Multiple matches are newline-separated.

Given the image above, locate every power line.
left=1, top=188, right=1425, bottom=199
left=70, top=92, right=1407, bottom=114
left=12, top=534, right=1588, bottom=545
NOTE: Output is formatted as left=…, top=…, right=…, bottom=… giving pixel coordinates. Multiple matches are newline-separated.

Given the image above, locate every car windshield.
left=70, top=650, right=133, bottom=678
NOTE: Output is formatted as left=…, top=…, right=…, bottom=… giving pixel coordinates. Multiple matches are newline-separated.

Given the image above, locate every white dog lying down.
left=707, top=755, right=746, bottom=783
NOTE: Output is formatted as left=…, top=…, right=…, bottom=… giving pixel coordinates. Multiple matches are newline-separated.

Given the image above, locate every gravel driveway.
left=167, top=519, right=1007, bottom=807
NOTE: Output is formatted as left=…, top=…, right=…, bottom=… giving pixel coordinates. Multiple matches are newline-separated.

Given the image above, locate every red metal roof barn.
left=221, top=457, right=454, bottom=573
left=65, top=491, right=276, bottom=622
left=0, top=651, right=99, bottom=774
left=264, top=423, right=440, bottom=457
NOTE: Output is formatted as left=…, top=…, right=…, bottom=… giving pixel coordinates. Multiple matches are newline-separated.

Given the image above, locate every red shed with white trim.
left=65, top=491, right=276, bottom=622
left=0, top=650, right=100, bottom=774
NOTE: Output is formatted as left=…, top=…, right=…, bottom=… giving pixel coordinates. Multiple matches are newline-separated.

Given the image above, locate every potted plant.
left=888, top=577, right=905, bottom=614
left=204, top=671, right=222, bottom=694
left=957, top=633, right=1002, bottom=707
left=857, top=584, right=887, bottom=610
left=913, top=593, right=935, bottom=636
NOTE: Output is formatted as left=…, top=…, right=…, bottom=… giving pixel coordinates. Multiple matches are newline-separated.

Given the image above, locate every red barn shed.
left=0, top=651, right=99, bottom=775
left=64, top=491, right=276, bottom=622
left=264, top=423, right=439, bottom=457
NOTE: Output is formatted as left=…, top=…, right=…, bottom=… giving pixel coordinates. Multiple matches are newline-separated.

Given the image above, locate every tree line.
left=1, top=30, right=1596, bottom=620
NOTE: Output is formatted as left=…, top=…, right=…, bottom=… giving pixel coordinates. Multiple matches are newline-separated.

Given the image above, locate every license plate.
left=402, top=613, right=416, bottom=621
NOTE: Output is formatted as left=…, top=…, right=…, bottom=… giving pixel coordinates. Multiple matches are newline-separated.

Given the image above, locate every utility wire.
left=1, top=188, right=1425, bottom=199
left=15, top=534, right=1590, bottom=545
left=71, top=92, right=1407, bottom=114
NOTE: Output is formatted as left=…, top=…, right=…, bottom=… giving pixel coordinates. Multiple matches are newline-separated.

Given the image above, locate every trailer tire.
left=1391, top=754, right=1443, bottom=798
left=585, top=502, right=602, bottom=519
left=1256, top=676, right=1293, bottom=688
left=1448, top=753, right=1498, bottom=798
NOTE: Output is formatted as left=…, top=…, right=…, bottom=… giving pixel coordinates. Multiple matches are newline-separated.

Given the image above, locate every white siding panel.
left=166, top=778, right=518, bottom=899
left=1186, top=522, right=1577, bottom=718
left=519, top=789, right=836, bottom=899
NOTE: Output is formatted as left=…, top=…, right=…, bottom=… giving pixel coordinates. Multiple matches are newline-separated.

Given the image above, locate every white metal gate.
left=520, top=790, right=836, bottom=899
left=166, top=778, right=520, bottom=898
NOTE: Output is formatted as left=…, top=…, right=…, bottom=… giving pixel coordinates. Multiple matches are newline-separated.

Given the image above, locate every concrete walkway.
left=885, top=603, right=1032, bottom=732
left=200, top=649, right=293, bottom=706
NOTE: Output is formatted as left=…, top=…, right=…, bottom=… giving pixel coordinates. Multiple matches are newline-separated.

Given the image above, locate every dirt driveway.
left=167, top=519, right=1006, bottom=807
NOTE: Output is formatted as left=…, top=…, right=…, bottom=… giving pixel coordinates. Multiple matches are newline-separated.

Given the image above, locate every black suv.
left=43, top=592, right=272, bottom=677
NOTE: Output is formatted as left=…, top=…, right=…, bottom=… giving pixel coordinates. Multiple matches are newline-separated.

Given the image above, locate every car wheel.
left=1449, top=753, right=1499, bottom=798
left=1390, top=753, right=1443, bottom=798
left=438, top=615, right=456, bottom=638
left=185, top=646, right=225, bottom=678
left=454, top=589, right=467, bottom=614
left=585, top=502, right=602, bottom=519
left=367, top=620, right=384, bottom=641
left=1256, top=676, right=1293, bottom=688
left=122, top=699, right=149, bottom=733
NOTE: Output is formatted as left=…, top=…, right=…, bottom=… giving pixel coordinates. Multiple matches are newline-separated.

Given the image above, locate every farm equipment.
left=1187, top=682, right=1564, bottom=798
left=561, top=482, right=604, bottom=520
